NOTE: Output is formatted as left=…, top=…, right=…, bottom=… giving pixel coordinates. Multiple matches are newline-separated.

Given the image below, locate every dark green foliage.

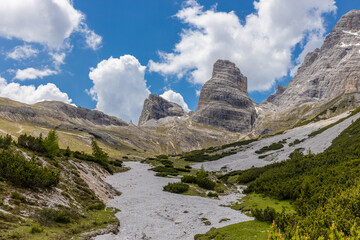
left=91, top=139, right=112, bottom=173
left=163, top=182, right=189, bottom=194
left=42, top=130, right=59, bottom=158
left=234, top=116, right=360, bottom=239
left=196, top=177, right=216, bottom=190
left=207, top=192, right=218, bottom=198
left=0, top=134, right=12, bottom=149
left=255, top=141, right=284, bottom=154
left=18, top=133, right=46, bottom=153
left=181, top=175, right=197, bottom=183
left=174, top=167, right=191, bottom=172
left=251, top=207, right=277, bottom=222
left=160, top=159, right=173, bottom=167
left=30, top=224, right=43, bottom=234
left=288, top=139, right=305, bottom=147
left=156, top=154, right=168, bottom=160
left=110, top=159, right=123, bottom=167
left=37, top=208, right=76, bottom=226
left=184, top=165, right=192, bottom=169
left=64, top=146, right=71, bottom=157
left=88, top=203, right=105, bottom=211
left=181, top=139, right=257, bottom=163
left=11, top=192, right=26, bottom=203
left=0, top=150, right=59, bottom=188
left=150, top=166, right=178, bottom=174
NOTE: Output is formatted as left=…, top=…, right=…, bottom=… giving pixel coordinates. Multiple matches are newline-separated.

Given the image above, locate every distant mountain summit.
left=192, top=60, right=256, bottom=133
left=138, top=94, right=187, bottom=126
left=266, top=10, right=360, bottom=108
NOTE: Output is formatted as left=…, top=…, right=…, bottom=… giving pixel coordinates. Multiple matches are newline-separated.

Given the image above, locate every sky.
left=0, top=0, right=358, bottom=124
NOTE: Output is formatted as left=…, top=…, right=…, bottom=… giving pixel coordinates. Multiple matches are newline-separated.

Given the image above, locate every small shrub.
left=11, top=192, right=26, bottom=203
left=163, top=182, right=189, bottom=194
left=88, top=203, right=105, bottom=211
left=207, top=192, right=218, bottom=198
left=160, top=159, right=173, bottom=167
left=197, top=177, right=216, bottom=190
left=181, top=175, right=197, bottom=183
left=156, top=155, right=168, bottom=160
left=30, top=224, right=43, bottom=234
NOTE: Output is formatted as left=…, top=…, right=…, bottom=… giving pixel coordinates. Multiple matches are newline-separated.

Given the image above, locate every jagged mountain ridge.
left=266, top=10, right=360, bottom=108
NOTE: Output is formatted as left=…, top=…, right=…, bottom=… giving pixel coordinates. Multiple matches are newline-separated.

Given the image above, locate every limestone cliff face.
left=266, top=10, right=360, bottom=108
left=192, top=60, right=256, bottom=133
left=138, top=94, right=186, bottom=126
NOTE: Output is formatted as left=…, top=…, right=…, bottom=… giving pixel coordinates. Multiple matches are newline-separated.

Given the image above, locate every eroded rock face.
left=192, top=60, right=256, bottom=133
left=267, top=10, right=360, bottom=108
left=138, top=94, right=186, bottom=126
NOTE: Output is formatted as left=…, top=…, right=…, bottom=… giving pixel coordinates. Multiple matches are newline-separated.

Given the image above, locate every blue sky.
left=0, top=0, right=358, bottom=123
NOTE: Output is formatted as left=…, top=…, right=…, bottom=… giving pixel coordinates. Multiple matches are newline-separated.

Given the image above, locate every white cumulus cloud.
left=14, top=68, right=58, bottom=81
left=160, top=90, right=190, bottom=112
left=89, top=55, right=150, bottom=123
left=149, top=0, right=336, bottom=91
left=0, top=0, right=101, bottom=49
left=0, top=77, right=72, bottom=104
left=6, top=45, right=39, bottom=60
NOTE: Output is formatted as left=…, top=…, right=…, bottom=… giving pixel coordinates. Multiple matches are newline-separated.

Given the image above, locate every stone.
left=138, top=94, right=186, bottom=126
left=266, top=10, right=360, bottom=108
left=192, top=60, right=257, bottom=133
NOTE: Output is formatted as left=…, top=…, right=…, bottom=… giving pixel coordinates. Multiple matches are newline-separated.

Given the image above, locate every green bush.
left=150, top=166, right=178, bottom=174
left=37, top=208, right=75, bottom=226
left=207, top=192, right=218, bottom=198
left=88, top=203, right=105, bottom=211
left=156, top=155, right=168, bottom=160
left=163, top=182, right=189, bottom=194
left=160, top=159, right=173, bottom=167
left=255, top=142, right=284, bottom=154
left=0, top=150, right=59, bottom=188
left=30, top=224, right=43, bottom=234
left=0, top=134, right=12, bottom=149
left=181, top=175, right=197, bottom=183
left=197, top=177, right=216, bottom=190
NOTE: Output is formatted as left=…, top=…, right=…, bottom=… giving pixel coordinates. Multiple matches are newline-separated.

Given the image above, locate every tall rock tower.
left=192, top=60, right=256, bottom=133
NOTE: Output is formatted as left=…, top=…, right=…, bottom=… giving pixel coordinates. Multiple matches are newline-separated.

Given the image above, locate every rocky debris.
left=138, top=94, right=186, bottom=126
left=192, top=60, right=257, bottom=133
left=70, top=160, right=118, bottom=204
left=266, top=10, right=360, bottom=108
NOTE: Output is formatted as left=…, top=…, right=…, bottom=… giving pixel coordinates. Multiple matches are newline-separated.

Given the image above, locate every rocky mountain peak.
left=192, top=59, right=256, bottom=133
left=212, top=59, right=247, bottom=93
left=265, top=9, right=360, bottom=108
left=138, top=94, right=186, bottom=126
left=322, top=10, right=360, bottom=50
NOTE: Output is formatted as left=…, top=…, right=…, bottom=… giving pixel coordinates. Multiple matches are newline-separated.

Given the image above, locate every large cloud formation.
left=149, top=0, right=336, bottom=91
left=0, top=0, right=101, bottom=49
left=89, top=55, right=150, bottom=123
left=0, top=77, right=72, bottom=104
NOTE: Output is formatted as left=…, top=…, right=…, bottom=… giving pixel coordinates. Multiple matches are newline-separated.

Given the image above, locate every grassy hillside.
left=0, top=130, right=123, bottom=239
left=218, top=114, right=360, bottom=239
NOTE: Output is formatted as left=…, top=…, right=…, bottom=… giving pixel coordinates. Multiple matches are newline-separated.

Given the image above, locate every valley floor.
left=94, top=161, right=252, bottom=240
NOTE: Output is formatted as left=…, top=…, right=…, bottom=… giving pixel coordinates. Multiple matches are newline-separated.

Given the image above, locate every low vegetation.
left=255, top=140, right=286, bottom=154
left=163, top=182, right=189, bottom=194
left=0, top=130, right=121, bottom=239
left=221, top=116, right=360, bottom=239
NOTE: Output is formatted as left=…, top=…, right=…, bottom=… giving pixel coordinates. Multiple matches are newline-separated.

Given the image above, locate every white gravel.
left=195, top=111, right=360, bottom=172
left=94, top=161, right=252, bottom=240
